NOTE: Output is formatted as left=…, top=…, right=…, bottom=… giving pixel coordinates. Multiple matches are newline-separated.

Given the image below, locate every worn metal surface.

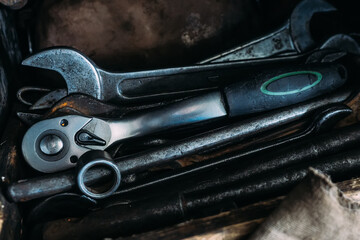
left=29, top=89, right=67, bottom=110
left=77, top=151, right=122, bottom=199
left=41, top=148, right=360, bottom=240
left=18, top=93, right=187, bottom=125
left=22, top=48, right=337, bottom=104
left=319, top=34, right=360, bottom=55
left=200, top=0, right=336, bottom=63
left=22, top=91, right=227, bottom=173
left=7, top=89, right=352, bottom=202
left=131, top=122, right=360, bottom=199
left=109, top=104, right=352, bottom=197
left=21, top=60, right=349, bottom=173
left=21, top=37, right=354, bottom=109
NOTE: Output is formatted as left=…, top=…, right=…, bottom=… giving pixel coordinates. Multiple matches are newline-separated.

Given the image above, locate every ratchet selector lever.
left=22, top=64, right=347, bottom=173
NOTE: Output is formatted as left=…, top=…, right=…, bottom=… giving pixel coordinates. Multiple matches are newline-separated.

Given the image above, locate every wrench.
left=40, top=148, right=360, bottom=240
left=74, top=104, right=351, bottom=199
left=8, top=88, right=352, bottom=202
left=22, top=47, right=318, bottom=105
left=21, top=0, right=336, bottom=105
left=200, top=0, right=336, bottom=63
left=110, top=104, right=352, bottom=198
left=21, top=64, right=346, bottom=173
left=23, top=34, right=360, bottom=111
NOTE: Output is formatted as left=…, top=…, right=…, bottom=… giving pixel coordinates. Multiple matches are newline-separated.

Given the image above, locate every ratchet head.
left=22, top=48, right=103, bottom=100
left=290, top=0, right=336, bottom=52
left=21, top=115, right=112, bottom=173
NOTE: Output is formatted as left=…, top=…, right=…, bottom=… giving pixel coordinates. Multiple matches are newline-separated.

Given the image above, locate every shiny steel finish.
left=10, top=89, right=352, bottom=202
left=200, top=0, right=336, bottom=63
left=39, top=135, right=64, bottom=155
left=22, top=115, right=92, bottom=173
left=21, top=91, right=227, bottom=173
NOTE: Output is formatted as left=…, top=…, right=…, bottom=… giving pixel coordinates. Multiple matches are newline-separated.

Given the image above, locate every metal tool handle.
left=102, top=62, right=346, bottom=108
left=98, top=57, right=304, bottom=103
left=224, top=64, right=347, bottom=117
left=106, top=91, right=227, bottom=145
left=8, top=89, right=352, bottom=202
left=99, top=62, right=249, bottom=103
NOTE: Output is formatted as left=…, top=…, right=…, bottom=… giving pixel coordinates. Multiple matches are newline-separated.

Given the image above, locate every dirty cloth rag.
left=249, top=168, right=360, bottom=240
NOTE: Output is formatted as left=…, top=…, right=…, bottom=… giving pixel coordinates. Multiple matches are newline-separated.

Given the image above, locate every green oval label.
left=260, top=71, right=322, bottom=96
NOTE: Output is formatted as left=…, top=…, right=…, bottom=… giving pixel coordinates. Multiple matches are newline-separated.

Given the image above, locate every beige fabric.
left=249, top=168, right=360, bottom=240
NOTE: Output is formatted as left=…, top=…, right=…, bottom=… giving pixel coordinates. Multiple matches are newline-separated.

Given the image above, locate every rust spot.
left=49, top=102, right=70, bottom=114
left=8, top=146, right=17, bottom=167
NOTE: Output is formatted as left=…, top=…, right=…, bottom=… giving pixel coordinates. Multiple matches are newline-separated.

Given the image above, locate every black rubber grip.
left=224, top=64, right=347, bottom=117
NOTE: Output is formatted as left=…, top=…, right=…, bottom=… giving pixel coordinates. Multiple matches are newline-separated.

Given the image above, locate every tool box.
left=1, top=1, right=360, bottom=239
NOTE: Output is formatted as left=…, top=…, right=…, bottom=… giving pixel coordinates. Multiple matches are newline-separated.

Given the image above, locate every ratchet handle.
left=224, top=64, right=347, bottom=117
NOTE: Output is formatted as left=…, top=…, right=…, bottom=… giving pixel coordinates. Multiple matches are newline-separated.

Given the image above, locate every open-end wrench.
left=21, top=64, right=346, bottom=173
left=200, top=0, right=336, bottom=63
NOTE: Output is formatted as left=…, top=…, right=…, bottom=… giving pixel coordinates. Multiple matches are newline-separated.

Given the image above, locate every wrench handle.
left=106, top=56, right=304, bottom=103
left=224, top=64, right=347, bottom=117
left=107, top=91, right=228, bottom=144
left=115, top=66, right=243, bottom=103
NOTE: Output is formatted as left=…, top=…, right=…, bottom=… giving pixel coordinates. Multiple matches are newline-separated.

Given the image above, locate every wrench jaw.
left=22, top=48, right=103, bottom=100
left=21, top=115, right=95, bottom=173
left=290, top=0, right=336, bottom=52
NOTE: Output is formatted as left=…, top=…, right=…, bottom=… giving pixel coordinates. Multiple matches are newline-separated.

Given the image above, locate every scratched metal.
left=41, top=148, right=360, bottom=240
left=7, top=89, right=352, bottom=202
